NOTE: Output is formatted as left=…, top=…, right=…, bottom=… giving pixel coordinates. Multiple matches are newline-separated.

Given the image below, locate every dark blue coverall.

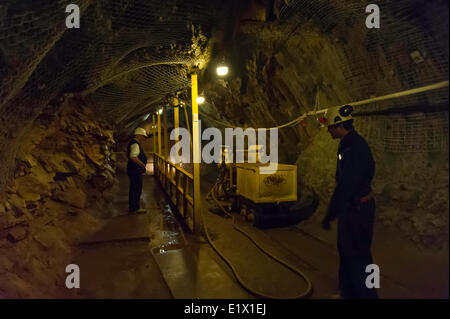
left=126, top=138, right=147, bottom=213
left=324, top=130, right=378, bottom=299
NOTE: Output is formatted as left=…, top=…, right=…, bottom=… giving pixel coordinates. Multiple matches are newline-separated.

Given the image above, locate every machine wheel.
left=240, top=204, right=248, bottom=218
left=247, top=208, right=256, bottom=226
left=231, top=197, right=239, bottom=212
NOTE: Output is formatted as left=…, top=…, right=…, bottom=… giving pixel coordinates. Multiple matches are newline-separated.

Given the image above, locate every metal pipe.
left=174, top=97, right=179, bottom=164
left=152, top=114, right=156, bottom=153
left=163, top=106, right=168, bottom=159
left=191, top=73, right=202, bottom=234
left=157, top=112, right=162, bottom=156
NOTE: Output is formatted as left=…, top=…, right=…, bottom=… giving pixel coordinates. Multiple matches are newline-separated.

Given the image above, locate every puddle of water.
left=151, top=197, right=186, bottom=254
left=152, top=246, right=183, bottom=255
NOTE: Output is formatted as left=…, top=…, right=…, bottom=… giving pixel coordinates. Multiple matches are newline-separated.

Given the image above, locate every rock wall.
left=202, top=17, right=448, bottom=248
left=0, top=97, right=116, bottom=297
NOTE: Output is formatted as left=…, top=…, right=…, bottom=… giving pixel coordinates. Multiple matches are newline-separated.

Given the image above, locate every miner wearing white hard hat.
left=126, top=127, right=148, bottom=214
left=322, top=104, right=378, bottom=299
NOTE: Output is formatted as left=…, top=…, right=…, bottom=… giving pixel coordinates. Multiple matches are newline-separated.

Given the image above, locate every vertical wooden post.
left=191, top=73, right=202, bottom=234
left=157, top=112, right=162, bottom=156
left=183, top=104, right=193, bottom=150
left=174, top=97, right=179, bottom=165
left=163, top=106, right=168, bottom=160
left=152, top=114, right=156, bottom=154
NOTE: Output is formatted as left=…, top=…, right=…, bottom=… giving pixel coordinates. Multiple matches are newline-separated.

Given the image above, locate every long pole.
left=163, top=106, right=168, bottom=159
left=191, top=73, right=202, bottom=234
left=157, top=112, right=162, bottom=156
left=183, top=104, right=193, bottom=149
left=152, top=114, right=156, bottom=153
left=199, top=80, right=450, bottom=130
left=174, top=97, right=179, bottom=164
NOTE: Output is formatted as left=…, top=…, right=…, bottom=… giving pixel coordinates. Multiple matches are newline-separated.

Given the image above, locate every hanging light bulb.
left=196, top=96, right=205, bottom=104
left=216, top=65, right=229, bottom=76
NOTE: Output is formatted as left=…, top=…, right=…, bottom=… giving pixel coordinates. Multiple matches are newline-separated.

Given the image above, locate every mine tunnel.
left=0, top=0, right=448, bottom=300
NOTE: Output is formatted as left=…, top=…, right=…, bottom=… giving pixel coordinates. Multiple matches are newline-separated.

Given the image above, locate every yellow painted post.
left=152, top=115, right=156, bottom=154
left=163, top=106, right=168, bottom=160
left=229, top=165, right=233, bottom=189
left=157, top=112, right=162, bottom=156
left=191, top=73, right=202, bottom=234
left=183, top=104, right=193, bottom=150
left=174, top=98, right=179, bottom=165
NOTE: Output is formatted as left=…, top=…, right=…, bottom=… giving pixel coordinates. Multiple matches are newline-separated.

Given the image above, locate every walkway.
left=72, top=161, right=448, bottom=299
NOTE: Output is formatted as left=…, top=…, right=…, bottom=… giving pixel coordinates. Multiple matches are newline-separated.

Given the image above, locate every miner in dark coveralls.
left=322, top=105, right=378, bottom=299
left=127, top=127, right=148, bottom=214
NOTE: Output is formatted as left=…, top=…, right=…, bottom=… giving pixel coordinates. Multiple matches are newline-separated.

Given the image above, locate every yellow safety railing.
left=153, top=153, right=196, bottom=233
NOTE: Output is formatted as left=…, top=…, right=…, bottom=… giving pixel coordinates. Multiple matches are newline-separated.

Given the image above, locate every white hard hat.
left=324, top=105, right=353, bottom=126
left=134, top=127, right=147, bottom=137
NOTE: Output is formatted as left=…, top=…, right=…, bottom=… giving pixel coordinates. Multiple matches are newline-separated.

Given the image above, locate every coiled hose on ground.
left=202, top=182, right=313, bottom=299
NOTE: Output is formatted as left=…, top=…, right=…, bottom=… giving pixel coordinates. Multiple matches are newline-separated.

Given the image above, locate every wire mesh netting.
left=0, top=0, right=448, bottom=189
left=270, top=0, right=448, bottom=153
left=355, top=111, right=449, bottom=153
left=351, top=86, right=449, bottom=153
left=0, top=0, right=218, bottom=188
left=0, top=0, right=217, bottom=128
left=276, top=0, right=449, bottom=101
left=278, top=0, right=449, bottom=95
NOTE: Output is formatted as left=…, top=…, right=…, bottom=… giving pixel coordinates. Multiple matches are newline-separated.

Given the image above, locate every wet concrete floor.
left=73, top=163, right=448, bottom=299
left=73, top=173, right=172, bottom=299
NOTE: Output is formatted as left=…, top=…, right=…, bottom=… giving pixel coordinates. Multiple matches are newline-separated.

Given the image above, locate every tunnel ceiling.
left=0, top=0, right=222, bottom=130
left=1, top=1, right=448, bottom=127
left=0, top=0, right=448, bottom=185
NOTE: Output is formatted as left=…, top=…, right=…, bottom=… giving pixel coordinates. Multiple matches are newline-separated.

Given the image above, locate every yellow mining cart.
left=235, top=163, right=297, bottom=204
left=208, top=146, right=314, bottom=228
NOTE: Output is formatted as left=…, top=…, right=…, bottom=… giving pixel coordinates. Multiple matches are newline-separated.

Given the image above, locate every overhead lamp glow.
left=216, top=66, right=229, bottom=76
left=196, top=96, right=205, bottom=104
left=158, top=108, right=163, bottom=114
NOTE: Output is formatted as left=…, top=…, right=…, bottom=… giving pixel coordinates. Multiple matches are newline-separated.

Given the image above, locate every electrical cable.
left=199, top=181, right=314, bottom=299
left=198, top=111, right=241, bottom=128
left=199, top=80, right=449, bottom=130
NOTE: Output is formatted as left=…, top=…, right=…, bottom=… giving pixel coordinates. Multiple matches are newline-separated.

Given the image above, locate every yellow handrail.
left=153, top=153, right=193, bottom=180
left=153, top=153, right=196, bottom=232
